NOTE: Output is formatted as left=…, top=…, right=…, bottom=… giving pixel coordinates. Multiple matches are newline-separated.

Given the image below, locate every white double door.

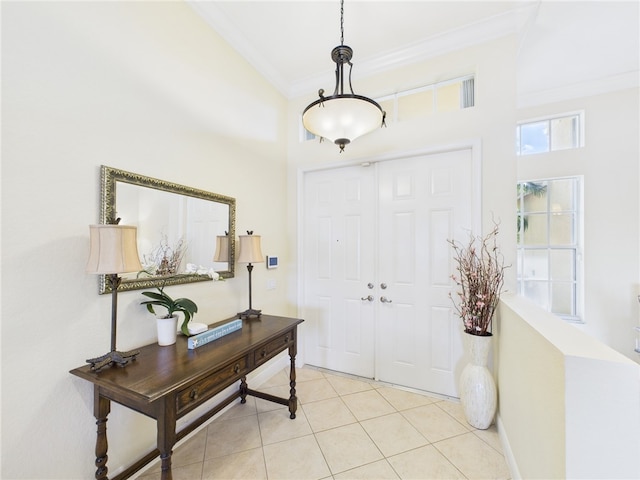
left=302, top=149, right=478, bottom=397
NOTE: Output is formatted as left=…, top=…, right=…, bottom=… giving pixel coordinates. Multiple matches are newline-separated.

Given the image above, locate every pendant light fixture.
left=302, top=0, right=386, bottom=152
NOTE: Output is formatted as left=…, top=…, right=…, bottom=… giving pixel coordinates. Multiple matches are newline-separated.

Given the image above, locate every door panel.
left=377, top=150, right=473, bottom=396
left=303, top=165, right=376, bottom=378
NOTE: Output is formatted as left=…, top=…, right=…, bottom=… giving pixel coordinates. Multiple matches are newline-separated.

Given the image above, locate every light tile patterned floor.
left=136, top=366, right=511, bottom=480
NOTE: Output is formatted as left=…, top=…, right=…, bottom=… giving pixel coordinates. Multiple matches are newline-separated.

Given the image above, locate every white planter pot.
left=459, top=332, right=497, bottom=429
left=156, top=315, right=178, bottom=346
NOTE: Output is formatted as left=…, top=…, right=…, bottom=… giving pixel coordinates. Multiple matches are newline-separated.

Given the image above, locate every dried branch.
left=448, top=223, right=508, bottom=336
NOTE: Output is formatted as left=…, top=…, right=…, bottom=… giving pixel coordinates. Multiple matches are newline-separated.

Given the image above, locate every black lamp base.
left=238, top=308, right=262, bottom=319
left=86, top=349, right=140, bottom=372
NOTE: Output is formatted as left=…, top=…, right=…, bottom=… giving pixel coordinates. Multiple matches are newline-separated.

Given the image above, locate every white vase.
left=156, top=315, right=178, bottom=346
left=459, top=332, right=497, bottom=429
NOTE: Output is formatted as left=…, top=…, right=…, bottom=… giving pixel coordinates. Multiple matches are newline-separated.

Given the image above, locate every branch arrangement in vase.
left=448, top=223, right=509, bottom=336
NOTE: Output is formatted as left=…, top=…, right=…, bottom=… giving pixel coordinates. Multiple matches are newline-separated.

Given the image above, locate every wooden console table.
left=70, top=315, right=304, bottom=480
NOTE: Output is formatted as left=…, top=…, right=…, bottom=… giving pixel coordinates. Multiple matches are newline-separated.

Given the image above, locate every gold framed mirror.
left=98, top=165, right=236, bottom=293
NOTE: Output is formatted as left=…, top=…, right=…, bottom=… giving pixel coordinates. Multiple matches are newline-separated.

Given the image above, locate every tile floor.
left=136, top=366, right=511, bottom=480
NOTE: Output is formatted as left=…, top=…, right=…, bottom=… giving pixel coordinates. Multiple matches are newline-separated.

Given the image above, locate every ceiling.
left=189, top=1, right=639, bottom=106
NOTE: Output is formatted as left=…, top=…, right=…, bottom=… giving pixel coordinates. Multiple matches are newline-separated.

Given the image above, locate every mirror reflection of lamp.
left=86, top=222, right=143, bottom=371
left=213, top=231, right=230, bottom=263
left=237, top=231, right=264, bottom=319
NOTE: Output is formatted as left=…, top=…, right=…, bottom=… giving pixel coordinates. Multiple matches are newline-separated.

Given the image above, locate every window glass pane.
left=549, top=178, right=575, bottom=211
left=551, top=282, right=575, bottom=316
left=436, top=83, right=460, bottom=112
left=524, top=280, right=549, bottom=310
left=519, top=121, right=549, bottom=155
left=550, top=249, right=575, bottom=281
left=522, top=213, right=548, bottom=244
left=522, top=250, right=548, bottom=280
left=550, top=213, right=575, bottom=244
left=551, top=115, right=578, bottom=150
left=398, top=90, right=433, bottom=121
left=519, top=182, right=548, bottom=215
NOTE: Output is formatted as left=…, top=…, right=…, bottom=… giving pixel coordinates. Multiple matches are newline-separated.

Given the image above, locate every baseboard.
left=497, top=413, right=521, bottom=480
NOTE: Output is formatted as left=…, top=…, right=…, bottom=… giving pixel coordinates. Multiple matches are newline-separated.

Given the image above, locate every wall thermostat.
left=266, top=256, right=278, bottom=269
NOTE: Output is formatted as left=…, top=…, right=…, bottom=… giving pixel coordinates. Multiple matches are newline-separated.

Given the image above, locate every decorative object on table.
left=140, top=283, right=199, bottom=344
left=448, top=223, right=508, bottom=429
left=301, top=0, right=386, bottom=152
left=85, top=222, right=143, bottom=371
left=187, top=319, right=243, bottom=350
left=237, top=231, right=264, bottom=318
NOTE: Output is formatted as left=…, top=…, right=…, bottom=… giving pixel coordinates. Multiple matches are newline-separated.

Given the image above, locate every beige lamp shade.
left=213, top=235, right=230, bottom=262
left=237, top=234, right=264, bottom=264
left=86, top=224, right=143, bottom=274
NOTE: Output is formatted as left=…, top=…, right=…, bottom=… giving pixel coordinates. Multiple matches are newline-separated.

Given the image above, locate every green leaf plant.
left=141, top=284, right=198, bottom=336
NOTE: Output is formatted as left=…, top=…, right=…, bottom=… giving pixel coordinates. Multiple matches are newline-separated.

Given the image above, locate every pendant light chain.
left=340, top=0, right=344, bottom=46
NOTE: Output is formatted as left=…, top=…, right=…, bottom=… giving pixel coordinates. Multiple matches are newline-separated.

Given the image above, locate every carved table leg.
left=288, top=343, right=298, bottom=419
left=240, top=376, right=248, bottom=404
left=93, top=388, right=110, bottom=480
left=157, top=402, right=177, bottom=480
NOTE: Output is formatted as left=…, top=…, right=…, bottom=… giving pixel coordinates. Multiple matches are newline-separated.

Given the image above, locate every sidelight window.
left=516, top=177, right=583, bottom=321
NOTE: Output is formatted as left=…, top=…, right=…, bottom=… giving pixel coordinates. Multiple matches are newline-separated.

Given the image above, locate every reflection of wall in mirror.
left=186, top=198, right=229, bottom=271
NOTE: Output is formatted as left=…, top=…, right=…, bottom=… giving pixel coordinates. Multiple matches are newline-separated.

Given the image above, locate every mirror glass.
left=99, top=166, right=236, bottom=293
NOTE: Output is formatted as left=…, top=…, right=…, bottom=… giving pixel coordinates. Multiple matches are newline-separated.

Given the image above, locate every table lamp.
left=237, top=231, right=263, bottom=318
left=86, top=223, right=143, bottom=371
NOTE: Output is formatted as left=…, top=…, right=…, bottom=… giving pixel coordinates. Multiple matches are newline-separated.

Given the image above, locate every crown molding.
left=517, top=71, right=640, bottom=108
left=190, top=2, right=536, bottom=100
left=290, top=4, right=536, bottom=99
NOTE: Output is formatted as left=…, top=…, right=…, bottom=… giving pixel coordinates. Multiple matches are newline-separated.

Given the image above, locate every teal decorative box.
left=187, top=319, right=243, bottom=350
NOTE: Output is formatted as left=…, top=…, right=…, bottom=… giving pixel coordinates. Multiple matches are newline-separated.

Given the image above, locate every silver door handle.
left=361, top=295, right=374, bottom=302
left=380, top=296, right=393, bottom=303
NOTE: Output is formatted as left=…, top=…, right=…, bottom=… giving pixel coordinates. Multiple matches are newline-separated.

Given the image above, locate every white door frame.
left=296, top=140, right=483, bottom=368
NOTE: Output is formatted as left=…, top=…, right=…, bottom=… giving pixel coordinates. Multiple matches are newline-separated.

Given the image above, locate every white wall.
left=498, top=293, right=640, bottom=479
left=517, top=88, right=640, bottom=360
left=1, top=3, right=291, bottom=478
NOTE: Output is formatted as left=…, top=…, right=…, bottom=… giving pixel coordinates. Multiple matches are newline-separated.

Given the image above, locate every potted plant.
left=448, top=223, right=508, bottom=429
left=141, top=285, right=198, bottom=345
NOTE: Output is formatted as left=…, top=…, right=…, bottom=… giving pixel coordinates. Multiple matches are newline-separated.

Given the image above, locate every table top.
left=70, top=315, right=303, bottom=403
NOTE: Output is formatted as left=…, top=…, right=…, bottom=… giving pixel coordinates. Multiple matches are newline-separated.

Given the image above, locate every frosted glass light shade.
left=86, top=224, right=143, bottom=274
left=302, top=95, right=384, bottom=148
left=237, top=235, right=264, bottom=264
left=213, top=235, right=230, bottom=262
